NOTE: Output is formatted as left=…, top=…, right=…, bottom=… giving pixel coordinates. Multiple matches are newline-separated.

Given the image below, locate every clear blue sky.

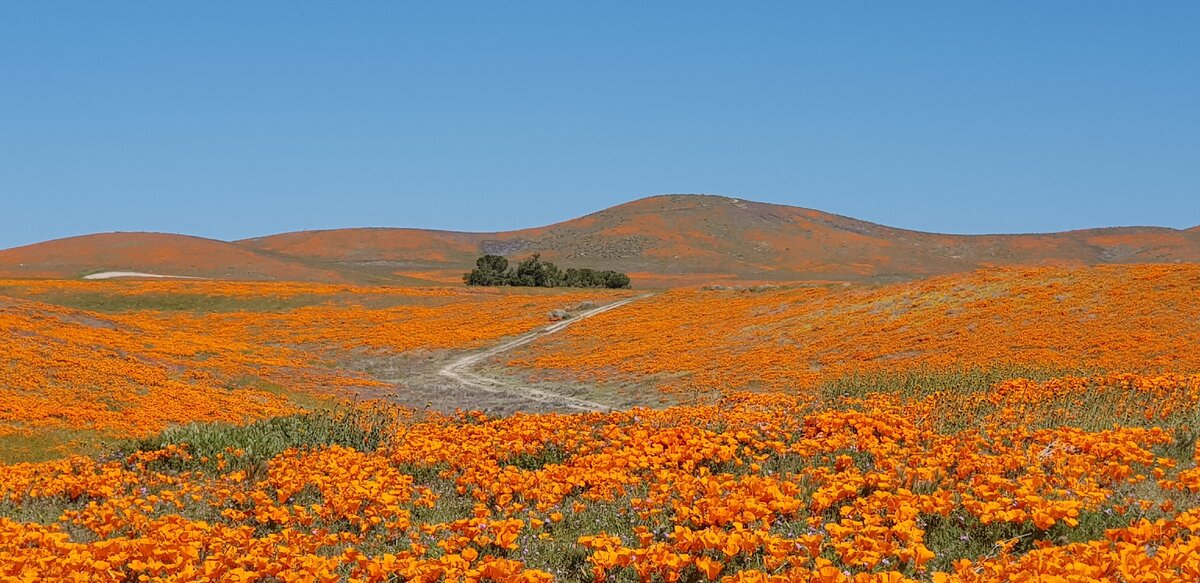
left=2, top=2, right=1198, bottom=249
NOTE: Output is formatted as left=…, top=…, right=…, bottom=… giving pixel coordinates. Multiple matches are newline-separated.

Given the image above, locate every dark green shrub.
left=464, top=255, right=630, bottom=289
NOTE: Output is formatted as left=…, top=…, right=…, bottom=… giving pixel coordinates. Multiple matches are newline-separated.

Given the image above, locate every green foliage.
left=514, top=254, right=560, bottom=287
left=818, top=365, right=1102, bottom=402
left=564, top=268, right=630, bottom=289
left=0, top=429, right=112, bottom=464
left=817, top=366, right=1200, bottom=435
left=463, top=254, right=631, bottom=289
left=1, top=291, right=326, bottom=314
left=499, top=442, right=570, bottom=470
left=464, top=255, right=511, bottom=286
left=125, top=406, right=394, bottom=472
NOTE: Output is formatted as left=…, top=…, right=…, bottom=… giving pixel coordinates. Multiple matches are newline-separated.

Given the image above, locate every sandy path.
left=82, top=271, right=207, bottom=280
left=438, top=294, right=652, bottom=412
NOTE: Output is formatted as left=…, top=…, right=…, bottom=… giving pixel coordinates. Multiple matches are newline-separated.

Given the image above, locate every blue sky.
left=2, top=2, right=1198, bottom=249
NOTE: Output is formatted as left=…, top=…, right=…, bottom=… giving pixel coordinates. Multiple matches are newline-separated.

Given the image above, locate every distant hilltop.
left=3, top=194, right=1199, bottom=287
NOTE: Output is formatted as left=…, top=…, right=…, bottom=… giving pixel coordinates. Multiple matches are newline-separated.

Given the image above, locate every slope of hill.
left=0, top=279, right=629, bottom=459
left=4, top=195, right=1199, bottom=284
left=241, top=195, right=1200, bottom=284
left=504, top=263, right=1200, bottom=393
left=0, top=295, right=307, bottom=459
left=238, top=228, right=482, bottom=271
left=0, top=232, right=403, bottom=283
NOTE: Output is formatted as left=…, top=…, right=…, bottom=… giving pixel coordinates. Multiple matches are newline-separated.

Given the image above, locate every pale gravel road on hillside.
left=81, top=271, right=208, bottom=280
left=438, top=294, right=652, bottom=412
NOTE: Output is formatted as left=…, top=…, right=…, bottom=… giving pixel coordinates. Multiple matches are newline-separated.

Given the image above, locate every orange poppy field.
left=504, top=265, right=1200, bottom=394
left=0, top=280, right=630, bottom=458
left=3, top=265, right=1200, bottom=581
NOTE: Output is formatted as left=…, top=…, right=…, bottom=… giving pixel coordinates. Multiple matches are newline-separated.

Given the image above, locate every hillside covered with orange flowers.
left=4, top=195, right=1200, bottom=286
left=505, top=264, right=1200, bottom=394
left=0, top=280, right=630, bottom=460
left=0, top=233, right=364, bottom=282
left=220, top=195, right=1200, bottom=284
left=2, top=262, right=1200, bottom=581
left=3, top=377, right=1200, bottom=582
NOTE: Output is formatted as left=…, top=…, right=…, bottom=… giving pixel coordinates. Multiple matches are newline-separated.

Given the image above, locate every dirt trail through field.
left=438, top=294, right=652, bottom=412
left=81, top=271, right=208, bottom=280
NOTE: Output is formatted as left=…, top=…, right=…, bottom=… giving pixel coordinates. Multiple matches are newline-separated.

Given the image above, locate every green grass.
left=0, top=428, right=114, bottom=464
left=0, top=284, right=488, bottom=314
left=0, top=290, right=330, bottom=313
left=499, top=443, right=571, bottom=471
left=816, top=365, right=1106, bottom=403
left=124, top=406, right=396, bottom=473
left=814, top=366, right=1200, bottom=435
left=231, top=376, right=334, bottom=411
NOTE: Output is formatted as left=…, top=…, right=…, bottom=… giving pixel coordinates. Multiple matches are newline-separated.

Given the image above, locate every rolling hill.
left=0, top=233, right=426, bottom=284
left=503, top=263, right=1200, bottom=393
left=3, top=195, right=1199, bottom=285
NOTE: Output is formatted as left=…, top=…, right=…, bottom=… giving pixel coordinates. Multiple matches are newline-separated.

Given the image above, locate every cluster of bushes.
left=464, top=254, right=631, bottom=289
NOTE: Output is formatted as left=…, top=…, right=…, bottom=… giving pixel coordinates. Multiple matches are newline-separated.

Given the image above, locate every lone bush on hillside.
left=513, top=254, right=561, bottom=287
left=463, top=254, right=631, bottom=288
left=464, top=255, right=510, bottom=286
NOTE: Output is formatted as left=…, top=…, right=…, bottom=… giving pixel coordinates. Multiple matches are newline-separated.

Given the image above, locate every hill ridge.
left=4, top=194, right=1199, bottom=285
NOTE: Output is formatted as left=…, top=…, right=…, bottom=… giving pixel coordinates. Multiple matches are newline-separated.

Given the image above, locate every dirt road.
left=437, top=294, right=651, bottom=412
left=81, top=271, right=207, bottom=280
